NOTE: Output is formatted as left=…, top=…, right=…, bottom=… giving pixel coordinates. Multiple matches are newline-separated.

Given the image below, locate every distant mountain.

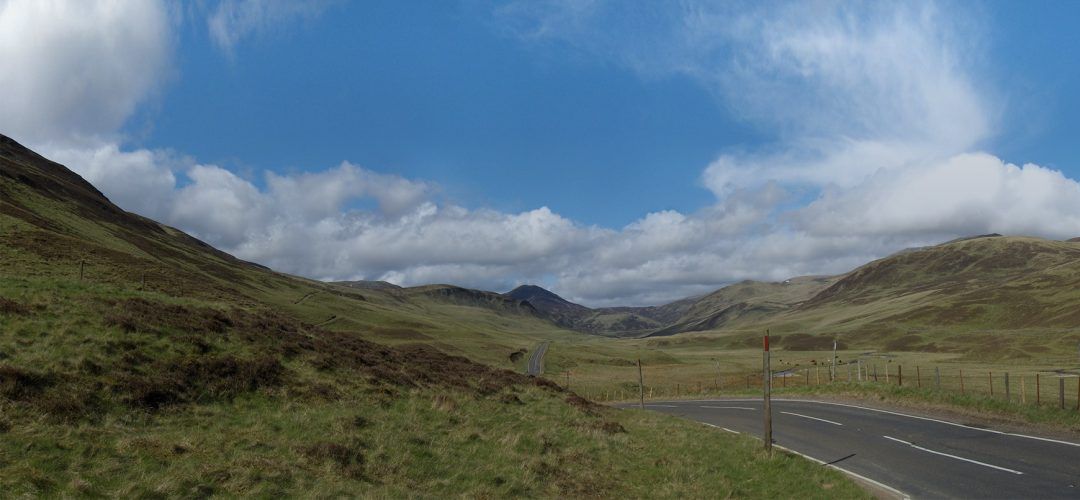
left=403, top=284, right=540, bottom=317
left=505, top=285, right=591, bottom=328
left=504, top=280, right=834, bottom=338
left=648, top=276, right=840, bottom=337
left=503, top=233, right=1080, bottom=342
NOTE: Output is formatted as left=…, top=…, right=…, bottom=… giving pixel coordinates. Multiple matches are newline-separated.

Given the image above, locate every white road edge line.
left=645, top=404, right=677, bottom=408
left=773, top=443, right=911, bottom=500
left=701, top=422, right=741, bottom=434
left=666, top=398, right=1080, bottom=448
left=701, top=405, right=755, bottom=410
left=781, top=411, right=843, bottom=426
left=881, top=436, right=1023, bottom=475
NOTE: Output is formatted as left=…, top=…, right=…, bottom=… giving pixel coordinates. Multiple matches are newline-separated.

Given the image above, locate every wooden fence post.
left=637, top=359, right=645, bottom=410
left=1036, top=374, right=1040, bottom=406
left=1005, top=373, right=1010, bottom=402
left=935, top=366, right=941, bottom=390
left=960, top=368, right=965, bottom=395
left=1021, top=375, right=1026, bottom=404
left=898, top=365, right=903, bottom=387
left=1060, top=378, right=1066, bottom=410
left=989, top=371, right=993, bottom=397
left=916, top=366, right=921, bottom=389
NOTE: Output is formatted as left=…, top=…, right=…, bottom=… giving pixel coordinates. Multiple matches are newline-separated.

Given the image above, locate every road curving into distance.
left=525, top=341, right=549, bottom=376
left=621, top=398, right=1080, bottom=499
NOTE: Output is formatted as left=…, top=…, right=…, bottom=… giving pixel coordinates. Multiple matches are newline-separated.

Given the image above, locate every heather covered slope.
left=675, top=235, right=1080, bottom=357
left=0, top=134, right=860, bottom=496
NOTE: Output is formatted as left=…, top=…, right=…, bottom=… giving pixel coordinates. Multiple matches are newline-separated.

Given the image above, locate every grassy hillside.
left=0, top=134, right=862, bottom=496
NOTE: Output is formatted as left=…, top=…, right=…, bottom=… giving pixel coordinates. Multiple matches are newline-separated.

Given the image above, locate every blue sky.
left=5, top=0, right=1080, bottom=305
left=141, top=1, right=755, bottom=226
left=128, top=0, right=1080, bottom=228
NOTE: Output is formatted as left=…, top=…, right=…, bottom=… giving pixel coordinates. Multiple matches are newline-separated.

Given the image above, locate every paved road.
left=525, top=341, right=549, bottom=376
left=623, top=398, right=1080, bottom=499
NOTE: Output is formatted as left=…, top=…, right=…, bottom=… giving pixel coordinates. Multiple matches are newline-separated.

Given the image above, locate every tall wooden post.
left=1005, top=373, right=1010, bottom=402
left=916, top=366, right=921, bottom=389
left=79, top=260, right=85, bottom=281
left=1021, top=375, right=1026, bottom=404
left=935, top=367, right=941, bottom=390
left=898, top=365, right=903, bottom=386
left=1060, top=377, right=1066, bottom=410
left=715, top=360, right=723, bottom=392
left=989, top=371, right=994, bottom=397
left=763, top=331, right=772, bottom=452
left=831, top=339, right=837, bottom=382
left=637, top=359, right=645, bottom=410
left=1036, top=373, right=1041, bottom=405
left=960, top=368, right=965, bottom=394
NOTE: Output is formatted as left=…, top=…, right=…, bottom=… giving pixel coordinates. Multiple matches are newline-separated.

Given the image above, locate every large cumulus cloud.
left=4, top=0, right=1080, bottom=307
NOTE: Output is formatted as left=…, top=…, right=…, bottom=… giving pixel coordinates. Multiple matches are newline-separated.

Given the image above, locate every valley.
left=3, top=132, right=1080, bottom=497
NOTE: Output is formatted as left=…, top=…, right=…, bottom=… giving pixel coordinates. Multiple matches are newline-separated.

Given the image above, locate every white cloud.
left=7, top=0, right=1080, bottom=308
left=0, top=0, right=171, bottom=146
left=45, top=143, right=179, bottom=217
left=207, top=0, right=332, bottom=56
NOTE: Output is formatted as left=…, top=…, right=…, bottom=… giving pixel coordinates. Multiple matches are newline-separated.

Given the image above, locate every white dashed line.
left=781, top=411, right=843, bottom=426
left=882, top=436, right=1023, bottom=475
left=701, top=405, right=755, bottom=410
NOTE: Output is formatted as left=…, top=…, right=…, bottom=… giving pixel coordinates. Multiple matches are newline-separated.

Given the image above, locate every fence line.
left=592, top=362, right=1080, bottom=412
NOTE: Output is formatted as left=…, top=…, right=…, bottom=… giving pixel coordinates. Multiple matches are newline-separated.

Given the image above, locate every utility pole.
left=637, top=359, right=645, bottom=410
left=831, top=339, right=838, bottom=382
left=763, top=330, right=773, bottom=452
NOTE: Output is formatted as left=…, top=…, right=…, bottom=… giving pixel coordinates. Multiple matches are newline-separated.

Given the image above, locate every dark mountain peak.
left=1067, top=237, right=1080, bottom=243
left=506, top=284, right=577, bottom=306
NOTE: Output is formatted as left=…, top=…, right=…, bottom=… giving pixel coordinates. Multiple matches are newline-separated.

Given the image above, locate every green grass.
left=0, top=386, right=866, bottom=498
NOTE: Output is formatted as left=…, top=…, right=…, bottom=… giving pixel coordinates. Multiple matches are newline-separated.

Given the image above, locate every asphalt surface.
left=623, top=398, right=1080, bottom=499
left=525, top=341, right=549, bottom=376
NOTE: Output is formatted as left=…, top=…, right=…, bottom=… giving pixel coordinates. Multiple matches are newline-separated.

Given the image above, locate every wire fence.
left=580, top=361, right=1080, bottom=411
